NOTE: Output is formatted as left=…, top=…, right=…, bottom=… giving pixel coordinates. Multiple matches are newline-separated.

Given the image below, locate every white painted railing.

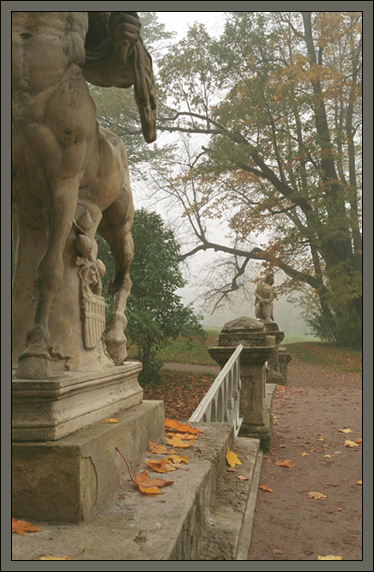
left=189, top=344, right=243, bottom=436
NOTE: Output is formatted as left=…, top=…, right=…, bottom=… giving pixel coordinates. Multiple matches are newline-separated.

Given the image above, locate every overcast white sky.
left=156, top=11, right=227, bottom=39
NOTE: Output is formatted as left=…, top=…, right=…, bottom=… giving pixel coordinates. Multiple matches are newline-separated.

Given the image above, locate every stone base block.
left=12, top=362, right=143, bottom=441
left=12, top=400, right=165, bottom=523
left=238, top=383, right=276, bottom=451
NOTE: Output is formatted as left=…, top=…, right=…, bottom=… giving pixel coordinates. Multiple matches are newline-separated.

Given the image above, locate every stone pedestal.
left=12, top=400, right=165, bottom=523
left=12, top=362, right=144, bottom=441
left=208, top=317, right=275, bottom=450
left=278, top=346, right=292, bottom=385
left=263, top=321, right=285, bottom=384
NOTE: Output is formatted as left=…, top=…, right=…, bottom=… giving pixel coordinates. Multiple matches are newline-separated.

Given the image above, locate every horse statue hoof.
left=15, top=352, right=52, bottom=379
left=105, top=333, right=128, bottom=366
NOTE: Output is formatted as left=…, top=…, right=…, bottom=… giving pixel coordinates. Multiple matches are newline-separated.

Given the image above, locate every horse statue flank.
left=12, top=12, right=156, bottom=379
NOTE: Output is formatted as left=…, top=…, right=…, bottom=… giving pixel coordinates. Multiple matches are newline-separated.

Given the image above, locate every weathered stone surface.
left=12, top=12, right=156, bottom=379
left=278, top=345, right=292, bottom=385
left=254, top=273, right=275, bottom=321
left=12, top=362, right=143, bottom=441
left=12, top=400, right=165, bottom=523
left=218, top=316, right=267, bottom=348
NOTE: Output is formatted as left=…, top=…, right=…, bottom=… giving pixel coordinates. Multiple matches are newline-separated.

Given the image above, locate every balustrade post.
left=208, top=317, right=275, bottom=450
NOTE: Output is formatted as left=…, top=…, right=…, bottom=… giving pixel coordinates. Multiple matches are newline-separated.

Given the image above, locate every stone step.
left=12, top=414, right=263, bottom=561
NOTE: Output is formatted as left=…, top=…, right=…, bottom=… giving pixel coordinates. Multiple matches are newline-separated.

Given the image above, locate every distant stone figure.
left=12, top=12, right=156, bottom=379
left=254, top=273, right=275, bottom=321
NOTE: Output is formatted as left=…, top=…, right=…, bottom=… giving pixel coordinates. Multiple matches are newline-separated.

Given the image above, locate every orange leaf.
left=148, top=441, right=168, bottom=454
left=165, top=418, right=201, bottom=435
left=134, top=470, right=173, bottom=490
left=356, top=480, right=362, bottom=485
left=146, top=459, right=177, bottom=473
left=274, top=459, right=296, bottom=468
left=259, top=485, right=273, bottom=493
left=104, top=418, right=119, bottom=423
left=12, top=518, right=40, bottom=536
left=166, top=436, right=195, bottom=449
left=354, top=437, right=362, bottom=444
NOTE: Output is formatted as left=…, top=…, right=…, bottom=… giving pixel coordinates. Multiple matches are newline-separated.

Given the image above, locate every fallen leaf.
left=356, top=480, right=362, bottom=485
left=167, top=454, right=188, bottom=465
left=138, top=485, right=165, bottom=495
left=259, top=485, right=273, bottom=493
left=166, top=432, right=197, bottom=440
left=354, top=437, right=362, bottom=444
left=165, top=418, right=201, bottom=435
left=273, top=549, right=284, bottom=554
left=317, top=437, right=324, bottom=442
left=279, top=444, right=286, bottom=448
left=317, top=555, right=342, bottom=560
left=226, top=445, right=242, bottom=468
left=338, top=428, right=352, bottom=433
left=308, top=491, right=327, bottom=500
left=12, top=518, right=40, bottom=536
left=335, top=451, right=342, bottom=454
left=146, top=459, right=177, bottom=473
left=344, top=440, right=360, bottom=448
left=148, top=441, right=168, bottom=454
left=226, top=467, right=237, bottom=472
left=166, top=436, right=195, bottom=449
left=237, top=475, right=249, bottom=481
left=274, top=459, right=296, bottom=468
left=301, top=452, right=309, bottom=457
left=324, top=454, right=332, bottom=458
left=40, top=555, right=71, bottom=561
left=104, top=418, right=119, bottom=423
left=134, top=470, right=173, bottom=494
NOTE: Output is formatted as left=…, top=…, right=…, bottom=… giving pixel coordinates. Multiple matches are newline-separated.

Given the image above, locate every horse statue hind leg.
left=96, top=133, right=135, bottom=366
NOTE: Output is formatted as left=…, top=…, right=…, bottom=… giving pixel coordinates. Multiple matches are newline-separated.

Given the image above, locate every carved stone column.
left=278, top=346, right=292, bottom=386
left=262, top=321, right=285, bottom=384
left=208, top=317, right=276, bottom=450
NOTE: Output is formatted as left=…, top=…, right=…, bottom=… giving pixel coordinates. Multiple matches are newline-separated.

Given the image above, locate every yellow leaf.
left=40, top=555, right=71, bottom=560
left=138, top=485, right=165, bottom=495
left=324, top=454, right=332, bottom=458
left=335, top=451, right=342, bottom=454
left=104, top=418, right=119, bottom=423
left=308, top=491, right=327, bottom=500
left=356, top=480, right=362, bottom=485
left=354, top=437, right=362, bottom=444
left=166, top=436, right=195, bottom=449
left=344, top=440, right=359, bottom=448
left=168, top=454, right=188, bottom=465
left=317, top=555, right=342, bottom=560
left=226, top=445, right=242, bottom=467
left=166, top=432, right=197, bottom=440
left=301, top=452, right=309, bottom=457
left=259, top=485, right=273, bottom=493
left=317, top=437, right=324, bottom=441
left=338, top=428, right=352, bottom=433
left=148, top=441, right=168, bottom=454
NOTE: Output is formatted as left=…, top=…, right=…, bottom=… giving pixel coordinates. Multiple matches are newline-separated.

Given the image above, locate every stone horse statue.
left=12, top=12, right=156, bottom=379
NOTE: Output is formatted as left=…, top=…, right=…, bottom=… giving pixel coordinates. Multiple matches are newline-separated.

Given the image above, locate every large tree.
left=153, top=11, right=362, bottom=347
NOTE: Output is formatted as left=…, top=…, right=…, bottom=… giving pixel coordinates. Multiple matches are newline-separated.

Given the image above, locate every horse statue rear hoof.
left=15, top=352, right=52, bottom=380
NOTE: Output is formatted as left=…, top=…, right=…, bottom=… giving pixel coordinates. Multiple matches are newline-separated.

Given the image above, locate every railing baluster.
left=189, top=344, right=243, bottom=435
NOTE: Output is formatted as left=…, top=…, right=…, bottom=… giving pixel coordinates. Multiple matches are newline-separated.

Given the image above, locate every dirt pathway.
left=247, top=352, right=363, bottom=561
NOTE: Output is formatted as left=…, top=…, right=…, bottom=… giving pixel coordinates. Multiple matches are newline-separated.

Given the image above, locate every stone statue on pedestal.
left=12, top=12, right=156, bottom=379
left=254, top=272, right=275, bottom=322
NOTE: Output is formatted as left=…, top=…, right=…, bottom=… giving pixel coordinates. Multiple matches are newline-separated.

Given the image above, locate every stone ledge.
left=12, top=400, right=165, bottom=523
left=12, top=362, right=143, bottom=441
